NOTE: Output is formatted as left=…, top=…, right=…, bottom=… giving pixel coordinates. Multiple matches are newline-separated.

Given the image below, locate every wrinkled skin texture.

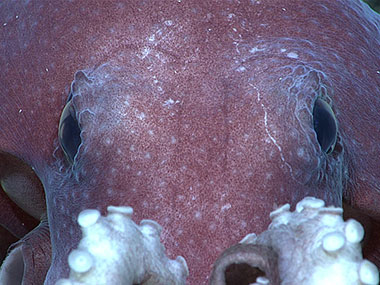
left=1, top=0, right=380, bottom=284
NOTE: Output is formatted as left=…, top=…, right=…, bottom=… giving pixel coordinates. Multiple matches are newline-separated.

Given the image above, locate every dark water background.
left=363, top=0, right=380, bottom=13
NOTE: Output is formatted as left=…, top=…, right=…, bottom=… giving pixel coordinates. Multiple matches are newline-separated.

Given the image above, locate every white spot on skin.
left=195, top=211, right=202, bottom=220
left=148, top=130, right=154, bottom=136
left=136, top=111, right=145, bottom=120
left=287, top=52, right=299, bottom=59
left=164, top=20, right=173, bottom=26
left=164, top=98, right=175, bottom=106
left=280, top=48, right=287, bottom=52
left=221, top=203, right=231, bottom=212
left=163, top=98, right=180, bottom=107
left=180, top=165, right=187, bottom=172
left=297, top=147, right=305, bottom=157
left=139, top=47, right=151, bottom=59
left=236, top=66, right=246, bottom=72
left=145, top=152, right=151, bottom=159
left=177, top=195, right=185, bottom=201
left=249, top=46, right=265, bottom=53
left=171, top=136, right=177, bottom=144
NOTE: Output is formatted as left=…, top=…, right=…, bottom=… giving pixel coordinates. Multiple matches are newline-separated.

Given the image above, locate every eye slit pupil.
left=58, top=99, right=81, bottom=163
left=312, top=98, right=337, bottom=154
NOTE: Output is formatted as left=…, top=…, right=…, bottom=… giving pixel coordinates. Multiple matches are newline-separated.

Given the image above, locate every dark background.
left=363, top=0, right=380, bottom=13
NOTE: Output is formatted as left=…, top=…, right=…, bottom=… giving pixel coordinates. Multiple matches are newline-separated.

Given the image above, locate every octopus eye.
left=58, top=95, right=81, bottom=163
left=312, top=98, right=337, bottom=154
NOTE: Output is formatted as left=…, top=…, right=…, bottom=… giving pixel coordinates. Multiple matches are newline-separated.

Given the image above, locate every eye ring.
left=58, top=96, right=82, bottom=163
left=312, top=98, right=338, bottom=154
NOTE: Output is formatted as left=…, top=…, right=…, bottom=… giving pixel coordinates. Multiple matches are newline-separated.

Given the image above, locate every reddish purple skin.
left=1, top=1, right=380, bottom=284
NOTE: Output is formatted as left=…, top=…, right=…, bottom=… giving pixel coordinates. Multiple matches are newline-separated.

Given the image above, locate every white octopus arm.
left=55, top=206, right=188, bottom=285
left=211, top=196, right=379, bottom=285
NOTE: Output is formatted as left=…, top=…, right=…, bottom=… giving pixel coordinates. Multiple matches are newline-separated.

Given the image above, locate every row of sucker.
left=241, top=196, right=379, bottom=285
left=55, top=205, right=188, bottom=285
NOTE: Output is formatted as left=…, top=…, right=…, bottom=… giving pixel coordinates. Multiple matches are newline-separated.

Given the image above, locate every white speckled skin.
left=1, top=0, right=380, bottom=284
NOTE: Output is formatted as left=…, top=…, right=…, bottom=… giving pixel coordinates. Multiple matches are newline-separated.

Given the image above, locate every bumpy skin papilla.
left=55, top=206, right=188, bottom=285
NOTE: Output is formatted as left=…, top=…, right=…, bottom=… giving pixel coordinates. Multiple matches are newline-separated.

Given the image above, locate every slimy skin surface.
left=0, top=1, right=380, bottom=284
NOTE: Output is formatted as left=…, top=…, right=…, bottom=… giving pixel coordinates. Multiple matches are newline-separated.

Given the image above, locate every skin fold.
left=0, top=0, right=379, bottom=284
